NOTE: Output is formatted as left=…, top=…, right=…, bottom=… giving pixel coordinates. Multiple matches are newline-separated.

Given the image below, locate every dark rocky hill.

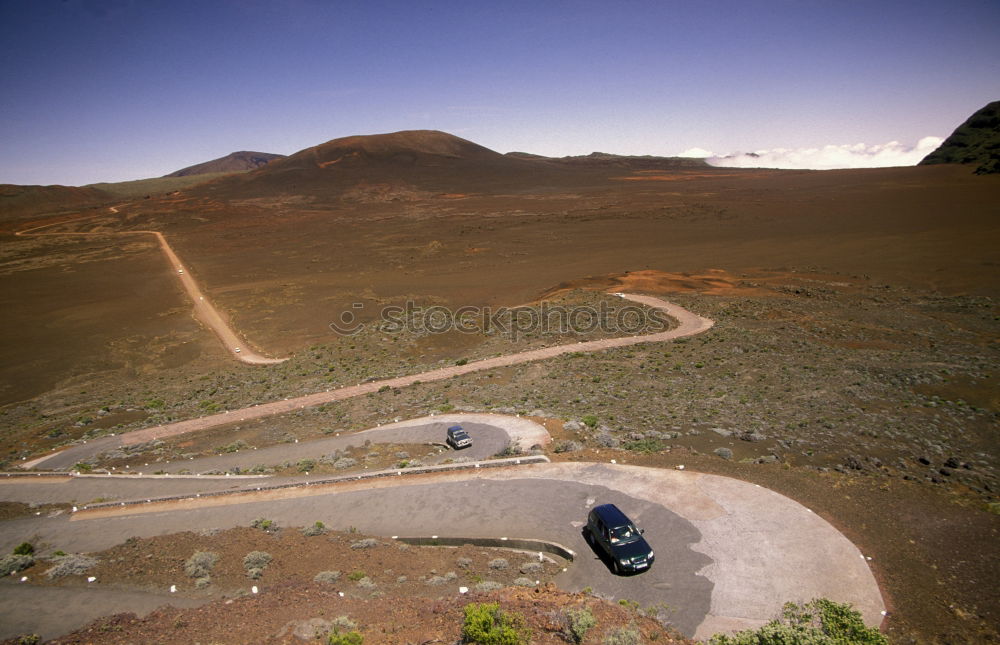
left=166, top=151, right=285, bottom=177
left=920, top=100, right=1000, bottom=174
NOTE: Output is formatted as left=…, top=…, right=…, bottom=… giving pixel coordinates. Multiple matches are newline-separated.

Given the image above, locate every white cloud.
left=677, top=147, right=715, bottom=158
left=707, top=136, right=944, bottom=170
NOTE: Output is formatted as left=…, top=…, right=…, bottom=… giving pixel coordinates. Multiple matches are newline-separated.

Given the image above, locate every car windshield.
left=609, top=524, right=639, bottom=544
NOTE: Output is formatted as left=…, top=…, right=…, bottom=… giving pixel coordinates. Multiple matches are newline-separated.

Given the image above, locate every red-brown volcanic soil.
left=1, top=135, right=998, bottom=643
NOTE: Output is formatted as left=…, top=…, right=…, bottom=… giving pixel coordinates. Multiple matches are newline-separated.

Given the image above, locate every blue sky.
left=1, top=0, right=998, bottom=185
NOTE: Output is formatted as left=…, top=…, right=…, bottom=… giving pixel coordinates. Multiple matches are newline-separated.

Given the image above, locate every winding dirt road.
left=15, top=208, right=285, bottom=365
left=23, top=293, right=713, bottom=469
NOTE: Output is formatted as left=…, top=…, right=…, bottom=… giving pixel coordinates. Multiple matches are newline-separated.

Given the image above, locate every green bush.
left=302, top=521, right=327, bottom=536
left=461, top=602, right=530, bottom=645
left=250, top=517, right=276, bottom=531
left=707, top=598, right=887, bottom=645
left=13, top=542, right=34, bottom=556
left=581, top=415, right=599, bottom=428
left=564, top=607, right=596, bottom=643
left=328, top=630, right=363, bottom=645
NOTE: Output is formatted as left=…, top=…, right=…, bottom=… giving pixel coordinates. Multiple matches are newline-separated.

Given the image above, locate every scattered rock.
left=844, top=455, right=864, bottom=470
left=713, top=447, right=733, bottom=460
left=595, top=433, right=619, bottom=448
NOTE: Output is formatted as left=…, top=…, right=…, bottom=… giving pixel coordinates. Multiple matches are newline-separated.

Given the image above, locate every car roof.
left=591, top=503, right=632, bottom=525
left=447, top=425, right=465, bottom=432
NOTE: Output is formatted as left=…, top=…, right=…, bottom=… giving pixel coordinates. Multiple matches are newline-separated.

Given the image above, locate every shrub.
left=13, top=542, right=34, bottom=556
left=488, top=558, right=509, bottom=570
left=495, top=442, right=523, bottom=457
left=474, top=581, right=503, bottom=592
left=243, top=551, right=272, bottom=579
left=457, top=557, right=473, bottom=569
left=455, top=358, right=469, bottom=366
left=45, top=554, right=97, bottom=578
left=581, top=415, right=599, bottom=428
left=328, top=631, right=363, bottom=645
left=350, top=538, right=379, bottom=550
left=332, top=616, right=357, bottom=630
left=333, top=457, right=358, bottom=470
left=302, top=521, right=327, bottom=537
left=707, top=598, right=888, bottom=645
left=250, top=517, right=277, bottom=532
left=347, top=570, right=367, bottom=581
left=314, top=571, right=342, bottom=584
left=356, top=576, right=376, bottom=590
left=0, top=554, right=34, bottom=576
left=194, top=576, right=211, bottom=589
left=218, top=440, right=248, bottom=453
left=553, top=440, right=583, bottom=453
left=298, top=459, right=316, bottom=472
left=512, top=577, right=534, bottom=586
left=461, top=602, right=530, bottom=645
left=519, top=562, right=543, bottom=574
left=603, top=626, right=640, bottom=645
left=184, top=551, right=219, bottom=578
left=563, top=607, right=596, bottom=644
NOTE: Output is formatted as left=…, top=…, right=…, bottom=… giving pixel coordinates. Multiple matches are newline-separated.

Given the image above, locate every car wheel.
left=613, top=559, right=622, bottom=575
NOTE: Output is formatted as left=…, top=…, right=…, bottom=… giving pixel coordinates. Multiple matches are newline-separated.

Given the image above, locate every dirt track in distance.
left=14, top=208, right=285, bottom=366
left=23, top=294, right=712, bottom=469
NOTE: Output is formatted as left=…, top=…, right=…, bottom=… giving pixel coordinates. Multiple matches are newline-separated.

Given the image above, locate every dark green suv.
left=586, top=503, right=655, bottom=574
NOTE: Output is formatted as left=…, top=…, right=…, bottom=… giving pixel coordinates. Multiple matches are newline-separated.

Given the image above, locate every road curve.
left=14, top=209, right=285, bottom=365
left=0, top=460, right=885, bottom=639
left=22, top=295, right=713, bottom=469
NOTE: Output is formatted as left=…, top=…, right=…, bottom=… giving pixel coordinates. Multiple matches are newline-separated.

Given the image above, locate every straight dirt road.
left=15, top=208, right=285, bottom=365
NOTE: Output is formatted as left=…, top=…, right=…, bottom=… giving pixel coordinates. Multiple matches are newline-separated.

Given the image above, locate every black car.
left=585, top=503, right=655, bottom=574
left=446, top=424, right=472, bottom=449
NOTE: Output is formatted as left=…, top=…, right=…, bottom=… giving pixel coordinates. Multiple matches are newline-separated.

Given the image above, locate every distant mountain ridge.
left=188, top=130, right=583, bottom=200
left=506, top=150, right=709, bottom=170
left=920, top=100, right=1000, bottom=174
left=166, top=151, right=285, bottom=177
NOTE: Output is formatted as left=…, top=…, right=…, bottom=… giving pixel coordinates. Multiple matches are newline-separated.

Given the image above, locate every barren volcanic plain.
left=1, top=130, right=998, bottom=643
